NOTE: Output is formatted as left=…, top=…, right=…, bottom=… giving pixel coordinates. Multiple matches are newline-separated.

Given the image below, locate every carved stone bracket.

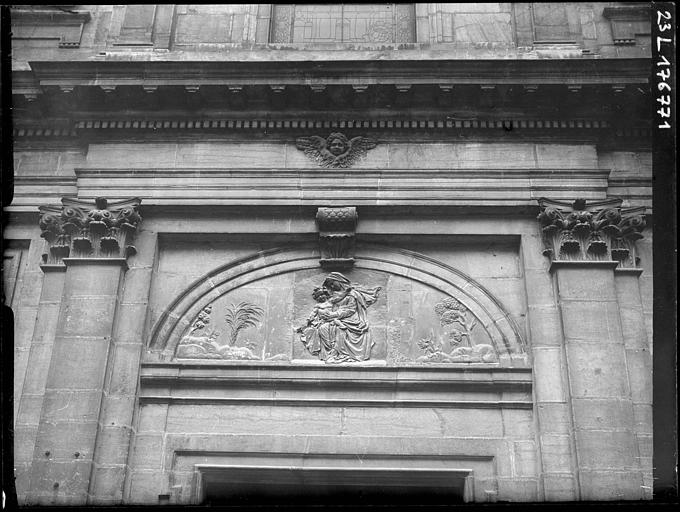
left=537, top=198, right=646, bottom=268
left=316, top=207, right=358, bottom=270
left=38, top=197, right=142, bottom=264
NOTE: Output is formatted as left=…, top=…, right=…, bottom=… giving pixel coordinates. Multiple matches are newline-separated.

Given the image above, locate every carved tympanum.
left=296, top=132, right=377, bottom=168
left=296, top=272, right=381, bottom=363
left=416, top=296, right=498, bottom=364
left=316, top=207, right=358, bottom=269
left=537, top=198, right=646, bottom=267
left=38, top=197, right=142, bottom=264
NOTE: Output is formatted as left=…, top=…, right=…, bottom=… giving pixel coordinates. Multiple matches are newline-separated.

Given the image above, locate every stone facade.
left=6, top=3, right=653, bottom=505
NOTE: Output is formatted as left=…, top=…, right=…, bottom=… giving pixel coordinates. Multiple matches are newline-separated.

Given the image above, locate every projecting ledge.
left=548, top=260, right=620, bottom=273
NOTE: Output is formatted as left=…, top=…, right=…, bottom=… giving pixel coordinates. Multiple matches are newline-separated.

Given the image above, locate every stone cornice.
left=24, top=58, right=650, bottom=88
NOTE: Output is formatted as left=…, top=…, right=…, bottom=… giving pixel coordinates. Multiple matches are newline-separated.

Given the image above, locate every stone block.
left=565, top=342, right=630, bottom=398
left=31, top=305, right=61, bottom=343
left=388, top=143, right=536, bottom=169
left=113, top=304, right=147, bottom=344
left=86, top=143, right=178, bottom=168
left=513, top=441, right=537, bottom=477
left=107, top=343, right=142, bottom=394
left=347, top=407, right=503, bottom=438
left=21, top=344, right=55, bottom=396
left=636, top=433, right=653, bottom=460
left=632, top=404, right=652, bottom=434
left=578, top=470, right=644, bottom=500
left=617, top=306, right=648, bottom=349
left=99, top=395, right=136, bottom=427
left=440, top=3, right=505, bottom=13
left=39, top=272, right=66, bottom=303
left=41, top=390, right=102, bottom=423
left=14, top=424, right=39, bottom=463
left=129, top=434, right=163, bottom=469
left=527, top=306, right=562, bottom=346
left=571, top=398, right=635, bottom=430
left=137, top=403, right=169, bottom=433
left=176, top=142, right=285, bottom=168
left=93, top=426, right=133, bottom=466
left=536, top=403, right=571, bottom=434
left=58, top=297, right=118, bottom=337
left=556, top=267, right=615, bottom=300
left=501, top=409, right=534, bottom=439
left=165, top=404, right=343, bottom=436
left=14, top=307, right=38, bottom=348
left=29, top=459, right=93, bottom=498
left=453, top=13, right=513, bottom=44
left=496, top=478, right=539, bottom=501
left=16, top=394, right=44, bottom=426
left=121, top=268, right=153, bottom=303
left=541, top=473, right=578, bottom=501
left=625, top=349, right=652, bottom=403
left=561, top=300, right=623, bottom=343
left=14, top=462, right=32, bottom=498
left=575, top=430, right=637, bottom=470
left=65, top=265, right=123, bottom=297
left=532, top=348, right=566, bottom=402
left=535, top=144, right=598, bottom=169
left=89, top=465, right=125, bottom=502
left=46, top=337, right=110, bottom=390
left=33, top=420, right=98, bottom=461
left=539, top=434, right=574, bottom=473
left=127, top=470, right=164, bottom=503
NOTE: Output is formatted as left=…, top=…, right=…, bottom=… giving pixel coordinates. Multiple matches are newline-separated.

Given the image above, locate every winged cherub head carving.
left=296, top=132, right=377, bottom=168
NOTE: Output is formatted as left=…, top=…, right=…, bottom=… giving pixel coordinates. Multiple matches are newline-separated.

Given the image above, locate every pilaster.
left=26, top=197, right=141, bottom=505
left=536, top=198, right=647, bottom=501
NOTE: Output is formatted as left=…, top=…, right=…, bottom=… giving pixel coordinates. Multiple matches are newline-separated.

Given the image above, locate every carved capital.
left=537, top=198, right=646, bottom=268
left=316, top=207, right=358, bottom=269
left=38, top=197, right=142, bottom=264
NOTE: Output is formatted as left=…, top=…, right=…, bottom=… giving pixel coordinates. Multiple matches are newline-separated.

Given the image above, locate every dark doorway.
left=201, top=466, right=469, bottom=507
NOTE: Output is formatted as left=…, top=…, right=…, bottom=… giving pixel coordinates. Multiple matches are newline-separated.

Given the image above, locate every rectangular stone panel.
left=92, top=426, right=133, bottom=466
left=571, top=398, right=635, bottom=430
left=341, top=407, right=503, bottom=438
left=556, top=267, right=617, bottom=300
left=560, top=301, right=623, bottom=344
left=625, top=349, right=652, bottom=403
left=453, top=13, right=513, bottom=44
left=86, top=143, right=178, bottom=168
left=527, top=306, right=562, bottom=346
left=33, top=421, right=99, bottom=461
left=46, top=337, right=110, bottom=390
left=575, top=430, right=638, bottom=470
left=565, top=343, right=630, bottom=398
left=536, top=403, right=571, bottom=435
left=137, top=403, right=169, bottom=433
left=164, top=404, right=344, bottom=436
left=535, top=145, right=598, bottom=168
left=578, top=470, right=643, bottom=500
left=57, top=298, right=118, bottom=337
left=129, top=434, right=163, bottom=469
left=387, top=143, right=536, bottom=169
left=532, top=348, right=566, bottom=402
left=539, top=434, right=574, bottom=473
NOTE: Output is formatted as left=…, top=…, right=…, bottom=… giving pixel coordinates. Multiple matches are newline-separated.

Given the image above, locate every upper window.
left=270, top=4, right=415, bottom=44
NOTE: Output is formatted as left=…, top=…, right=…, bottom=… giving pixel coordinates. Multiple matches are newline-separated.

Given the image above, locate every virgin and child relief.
left=173, top=268, right=502, bottom=365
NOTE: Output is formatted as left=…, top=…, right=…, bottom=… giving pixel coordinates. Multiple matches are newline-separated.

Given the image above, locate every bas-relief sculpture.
left=296, top=132, right=377, bottom=168
left=416, top=297, right=498, bottom=363
left=296, top=272, right=381, bottom=363
left=174, top=269, right=501, bottom=365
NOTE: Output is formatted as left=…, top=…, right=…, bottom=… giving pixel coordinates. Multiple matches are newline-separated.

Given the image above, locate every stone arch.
left=148, top=243, right=527, bottom=364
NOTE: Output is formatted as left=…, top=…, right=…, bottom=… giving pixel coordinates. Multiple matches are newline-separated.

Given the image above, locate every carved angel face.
left=328, top=137, right=348, bottom=156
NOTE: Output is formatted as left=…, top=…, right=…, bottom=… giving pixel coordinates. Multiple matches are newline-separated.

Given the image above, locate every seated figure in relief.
left=297, top=272, right=381, bottom=363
